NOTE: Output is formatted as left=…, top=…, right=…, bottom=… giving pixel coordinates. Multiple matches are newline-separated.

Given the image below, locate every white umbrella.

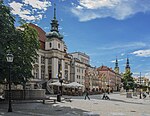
left=67, top=82, right=84, bottom=88
left=50, top=81, right=67, bottom=86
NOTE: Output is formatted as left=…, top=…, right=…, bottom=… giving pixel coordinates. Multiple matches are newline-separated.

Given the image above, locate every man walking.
left=84, top=88, right=90, bottom=100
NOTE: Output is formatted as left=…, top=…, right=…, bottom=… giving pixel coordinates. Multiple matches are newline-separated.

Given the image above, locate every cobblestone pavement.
left=0, top=93, right=150, bottom=116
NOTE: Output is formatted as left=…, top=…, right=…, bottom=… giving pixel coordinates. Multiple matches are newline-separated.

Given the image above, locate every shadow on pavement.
left=0, top=100, right=88, bottom=116
left=110, top=98, right=143, bottom=105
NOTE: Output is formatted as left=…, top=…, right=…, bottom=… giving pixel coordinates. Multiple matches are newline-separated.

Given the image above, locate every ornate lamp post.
left=6, top=52, right=14, bottom=112
left=59, top=77, right=63, bottom=96
left=139, top=72, right=142, bottom=99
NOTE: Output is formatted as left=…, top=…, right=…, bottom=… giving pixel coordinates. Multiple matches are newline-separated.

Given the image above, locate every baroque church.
left=28, top=5, right=90, bottom=93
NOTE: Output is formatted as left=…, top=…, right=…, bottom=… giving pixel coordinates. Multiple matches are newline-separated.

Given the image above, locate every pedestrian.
left=143, top=92, right=147, bottom=99
left=84, top=88, right=90, bottom=100
left=102, top=92, right=110, bottom=100
left=102, top=93, right=106, bottom=100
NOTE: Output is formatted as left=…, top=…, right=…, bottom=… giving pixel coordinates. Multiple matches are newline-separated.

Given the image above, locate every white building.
left=70, top=52, right=90, bottom=85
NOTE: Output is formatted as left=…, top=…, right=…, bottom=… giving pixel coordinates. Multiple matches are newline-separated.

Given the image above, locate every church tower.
left=45, top=4, right=66, bottom=80
left=125, top=57, right=130, bottom=73
left=114, top=57, right=119, bottom=74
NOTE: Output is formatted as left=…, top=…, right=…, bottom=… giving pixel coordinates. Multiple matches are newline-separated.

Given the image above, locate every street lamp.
left=59, top=77, right=63, bottom=96
left=6, top=52, right=14, bottom=112
left=139, top=72, right=142, bottom=99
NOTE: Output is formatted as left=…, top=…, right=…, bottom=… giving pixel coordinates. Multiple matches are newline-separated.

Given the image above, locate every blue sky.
left=4, top=0, right=150, bottom=78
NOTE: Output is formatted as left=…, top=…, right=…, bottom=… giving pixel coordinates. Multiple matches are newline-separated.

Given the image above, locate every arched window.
left=49, top=42, right=52, bottom=48
left=58, top=43, right=60, bottom=48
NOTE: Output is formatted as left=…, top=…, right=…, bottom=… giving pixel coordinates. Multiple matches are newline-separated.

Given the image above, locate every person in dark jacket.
left=84, top=88, right=90, bottom=100
left=102, top=91, right=110, bottom=100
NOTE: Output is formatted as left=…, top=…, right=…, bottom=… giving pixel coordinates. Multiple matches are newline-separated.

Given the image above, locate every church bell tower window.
left=58, top=43, right=60, bottom=49
left=49, top=42, right=52, bottom=48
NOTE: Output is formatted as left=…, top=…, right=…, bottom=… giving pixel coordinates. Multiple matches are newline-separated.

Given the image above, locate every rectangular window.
left=41, top=67, right=45, bottom=79
left=65, top=62, right=68, bottom=69
left=48, top=58, right=52, bottom=65
left=34, top=68, right=39, bottom=79
left=41, top=56, right=45, bottom=64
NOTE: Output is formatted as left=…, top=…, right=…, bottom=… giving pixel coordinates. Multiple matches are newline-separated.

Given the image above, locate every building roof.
left=70, top=52, right=90, bottom=59
left=28, top=23, right=46, bottom=50
left=28, top=23, right=46, bottom=42
left=97, top=65, right=115, bottom=73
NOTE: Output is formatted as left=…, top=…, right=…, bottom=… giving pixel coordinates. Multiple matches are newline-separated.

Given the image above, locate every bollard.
left=57, top=94, right=61, bottom=102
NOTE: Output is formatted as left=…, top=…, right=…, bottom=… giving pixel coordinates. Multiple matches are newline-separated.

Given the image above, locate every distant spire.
left=54, top=3, right=56, bottom=20
left=114, top=57, right=119, bottom=74
left=125, top=56, right=130, bottom=72
left=126, top=57, right=130, bottom=68
left=115, top=56, right=118, bottom=68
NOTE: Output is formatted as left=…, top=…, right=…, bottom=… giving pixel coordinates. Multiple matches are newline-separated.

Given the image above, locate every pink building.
left=97, top=65, right=121, bottom=92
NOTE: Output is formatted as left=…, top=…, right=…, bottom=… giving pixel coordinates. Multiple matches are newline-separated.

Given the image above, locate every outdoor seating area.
left=49, top=81, right=84, bottom=96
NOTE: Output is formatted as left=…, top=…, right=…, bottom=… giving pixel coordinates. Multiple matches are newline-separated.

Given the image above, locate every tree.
left=122, top=70, right=134, bottom=91
left=0, top=1, right=40, bottom=84
left=11, top=24, right=40, bottom=84
left=0, top=1, right=15, bottom=82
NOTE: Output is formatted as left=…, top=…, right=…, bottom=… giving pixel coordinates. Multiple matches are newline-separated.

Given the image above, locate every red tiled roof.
left=29, top=23, right=46, bottom=50
left=97, top=65, right=115, bottom=73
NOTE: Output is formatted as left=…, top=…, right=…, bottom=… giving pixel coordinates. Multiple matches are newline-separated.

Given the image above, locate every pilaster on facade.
left=61, top=59, right=65, bottom=79
left=45, top=58, right=49, bottom=80
left=52, top=58, right=58, bottom=79
left=38, top=55, right=41, bottom=79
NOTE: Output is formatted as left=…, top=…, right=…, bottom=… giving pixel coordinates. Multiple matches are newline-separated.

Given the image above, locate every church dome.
left=46, top=31, right=63, bottom=40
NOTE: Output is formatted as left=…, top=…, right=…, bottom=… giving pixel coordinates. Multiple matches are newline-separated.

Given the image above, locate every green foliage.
left=11, top=24, right=40, bottom=84
left=122, top=70, right=134, bottom=90
left=0, top=1, right=15, bottom=82
left=0, top=1, right=40, bottom=84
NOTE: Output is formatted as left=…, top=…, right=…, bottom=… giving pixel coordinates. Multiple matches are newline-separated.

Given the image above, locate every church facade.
left=28, top=6, right=90, bottom=91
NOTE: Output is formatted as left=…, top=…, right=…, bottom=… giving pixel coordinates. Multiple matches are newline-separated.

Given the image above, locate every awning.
left=66, top=82, right=84, bottom=88
left=49, top=81, right=67, bottom=86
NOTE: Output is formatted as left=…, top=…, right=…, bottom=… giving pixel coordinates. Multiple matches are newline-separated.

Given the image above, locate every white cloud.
left=111, top=59, right=124, bottom=63
left=121, top=53, right=125, bottom=56
left=9, top=1, right=35, bottom=20
left=23, top=0, right=51, bottom=10
left=79, top=0, right=120, bottom=9
left=131, top=49, right=150, bottom=57
left=71, top=0, right=150, bottom=21
left=8, top=0, right=51, bottom=21
left=98, top=42, right=146, bottom=50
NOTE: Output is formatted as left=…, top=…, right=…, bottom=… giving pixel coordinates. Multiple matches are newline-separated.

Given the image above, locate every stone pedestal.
left=4, top=89, right=46, bottom=100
